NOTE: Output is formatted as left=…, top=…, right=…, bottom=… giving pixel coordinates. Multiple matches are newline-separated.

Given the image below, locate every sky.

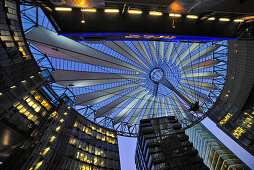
left=118, top=118, right=254, bottom=170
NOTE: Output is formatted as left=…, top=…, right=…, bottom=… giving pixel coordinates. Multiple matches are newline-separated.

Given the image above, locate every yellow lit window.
left=34, top=105, right=41, bottom=113
left=86, top=128, right=92, bottom=135
left=56, top=126, right=61, bottom=132
left=94, top=156, right=98, bottom=165
left=41, top=147, right=50, bottom=156
left=233, top=127, right=246, bottom=139
left=41, top=100, right=51, bottom=110
left=84, top=154, right=88, bottom=163
left=27, top=114, right=34, bottom=120
left=69, top=138, right=76, bottom=145
left=28, top=100, right=35, bottom=107
left=35, top=120, right=40, bottom=125
left=80, top=152, right=84, bottom=161
left=34, top=161, right=43, bottom=170
left=74, top=122, right=78, bottom=127
left=30, top=90, right=36, bottom=94
left=13, top=102, right=20, bottom=107
left=49, top=111, right=57, bottom=119
left=17, top=104, right=23, bottom=110
left=50, top=136, right=56, bottom=142
left=42, top=111, right=47, bottom=117
left=60, top=119, right=64, bottom=123
left=90, top=125, right=96, bottom=130
left=34, top=94, right=41, bottom=101
left=100, top=160, right=104, bottom=167
left=20, top=107, right=27, bottom=113
left=26, top=97, right=32, bottom=103
left=24, top=111, right=30, bottom=117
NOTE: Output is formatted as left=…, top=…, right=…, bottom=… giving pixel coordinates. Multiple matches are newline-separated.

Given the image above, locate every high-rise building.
left=208, top=40, right=254, bottom=156
left=135, top=116, right=208, bottom=170
left=1, top=0, right=254, bottom=169
left=1, top=86, right=121, bottom=170
left=186, top=123, right=250, bottom=170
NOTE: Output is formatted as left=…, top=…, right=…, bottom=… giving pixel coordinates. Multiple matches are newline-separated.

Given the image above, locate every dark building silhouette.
left=135, top=116, right=208, bottom=170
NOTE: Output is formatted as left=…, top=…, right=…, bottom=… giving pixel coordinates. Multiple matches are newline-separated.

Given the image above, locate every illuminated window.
left=34, top=105, right=41, bottom=113
left=34, top=161, right=43, bottom=170
left=41, top=147, right=50, bottom=156
left=69, top=138, right=77, bottom=145
left=49, top=111, right=58, bottom=119
left=76, top=151, right=80, bottom=159
left=41, top=100, right=51, bottom=110
left=30, top=90, right=36, bottom=94
left=94, top=156, right=98, bottom=165
left=17, top=104, right=23, bottom=110
left=232, top=127, right=246, bottom=139
left=50, top=136, right=56, bottom=142
left=42, top=111, right=47, bottom=117
left=219, top=113, right=233, bottom=125
left=74, top=122, right=78, bottom=127
left=20, top=107, right=27, bottom=113
left=56, top=126, right=61, bottom=132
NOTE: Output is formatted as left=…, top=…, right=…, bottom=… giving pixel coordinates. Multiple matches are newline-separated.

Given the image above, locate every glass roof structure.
left=20, top=5, right=228, bottom=136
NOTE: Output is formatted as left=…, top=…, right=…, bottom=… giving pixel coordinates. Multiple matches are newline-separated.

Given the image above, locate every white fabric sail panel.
left=181, top=72, right=220, bottom=79
left=148, top=41, right=158, bottom=63
left=159, top=42, right=165, bottom=61
left=53, top=70, right=144, bottom=87
left=179, top=85, right=211, bottom=102
left=113, top=91, right=149, bottom=124
left=75, top=82, right=143, bottom=105
left=126, top=94, right=152, bottom=126
left=181, top=59, right=220, bottom=73
left=166, top=96, right=177, bottom=117
left=26, top=27, right=145, bottom=73
left=179, top=45, right=219, bottom=69
left=53, top=69, right=144, bottom=80
left=103, top=41, right=149, bottom=69
left=171, top=94, right=188, bottom=119
left=175, top=43, right=200, bottom=66
left=142, top=96, right=155, bottom=119
left=152, top=98, right=159, bottom=118
left=171, top=43, right=186, bottom=63
left=165, top=42, right=175, bottom=62
left=132, top=41, right=153, bottom=66
left=181, top=80, right=217, bottom=90
left=161, top=97, right=167, bottom=117
left=95, top=86, right=145, bottom=118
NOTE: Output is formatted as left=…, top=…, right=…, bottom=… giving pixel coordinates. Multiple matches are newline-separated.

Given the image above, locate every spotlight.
left=219, top=18, right=230, bottom=22
left=55, top=7, right=72, bottom=11
left=104, top=9, right=119, bottom=13
left=186, top=15, right=198, bottom=19
left=81, top=8, right=96, bottom=12
left=149, top=11, right=163, bottom=16
left=128, top=10, right=142, bottom=14
left=169, top=13, right=181, bottom=17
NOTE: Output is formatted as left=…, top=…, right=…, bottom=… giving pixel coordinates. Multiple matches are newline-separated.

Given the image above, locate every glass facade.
left=186, top=123, right=250, bottom=169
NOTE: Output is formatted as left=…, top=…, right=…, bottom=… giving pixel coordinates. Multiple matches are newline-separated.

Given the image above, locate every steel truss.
left=19, top=1, right=229, bottom=137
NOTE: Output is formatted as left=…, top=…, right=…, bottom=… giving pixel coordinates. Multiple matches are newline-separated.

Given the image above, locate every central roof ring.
left=149, top=67, right=164, bottom=83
